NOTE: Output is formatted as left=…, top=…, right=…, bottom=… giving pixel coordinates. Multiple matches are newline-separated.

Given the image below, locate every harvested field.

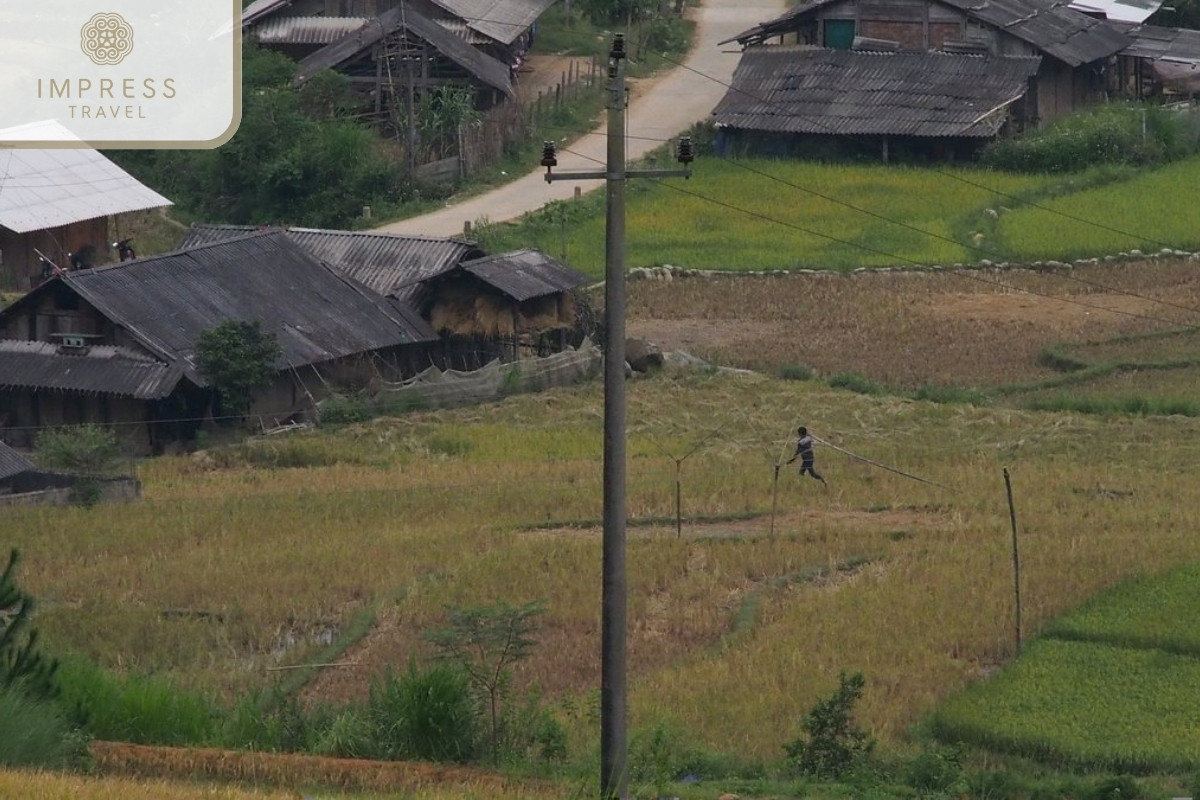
left=88, top=741, right=562, bottom=797
left=626, top=260, right=1200, bottom=389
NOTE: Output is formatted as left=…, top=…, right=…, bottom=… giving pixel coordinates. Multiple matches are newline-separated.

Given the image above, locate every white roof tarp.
left=0, top=120, right=172, bottom=234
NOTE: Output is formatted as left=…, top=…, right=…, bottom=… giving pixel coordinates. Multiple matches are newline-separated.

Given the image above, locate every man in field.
left=786, top=426, right=827, bottom=486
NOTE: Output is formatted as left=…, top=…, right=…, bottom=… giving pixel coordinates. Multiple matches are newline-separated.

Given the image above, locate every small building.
left=718, top=0, right=1137, bottom=155
left=0, top=231, right=438, bottom=452
left=713, top=47, right=1043, bottom=159
left=180, top=224, right=590, bottom=369
left=423, top=248, right=590, bottom=366
left=0, top=122, right=173, bottom=291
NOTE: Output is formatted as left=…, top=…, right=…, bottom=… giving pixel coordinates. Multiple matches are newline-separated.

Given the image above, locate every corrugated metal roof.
left=712, top=47, right=1042, bottom=138
left=941, top=0, right=1131, bottom=64
left=0, top=440, right=36, bottom=481
left=435, top=17, right=494, bottom=46
left=179, top=224, right=485, bottom=300
left=0, top=126, right=173, bottom=234
left=457, top=249, right=590, bottom=301
left=727, top=0, right=1130, bottom=65
left=241, top=0, right=295, bottom=27
left=255, top=16, right=368, bottom=45
left=425, top=0, right=555, bottom=45
left=1118, top=23, right=1200, bottom=64
left=294, top=5, right=513, bottom=95
left=0, top=340, right=180, bottom=400
left=51, top=231, right=437, bottom=385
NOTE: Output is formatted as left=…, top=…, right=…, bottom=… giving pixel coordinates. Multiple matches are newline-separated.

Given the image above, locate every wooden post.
left=1004, top=467, right=1022, bottom=655
left=770, top=464, right=781, bottom=543
left=675, top=460, right=682, bottom=539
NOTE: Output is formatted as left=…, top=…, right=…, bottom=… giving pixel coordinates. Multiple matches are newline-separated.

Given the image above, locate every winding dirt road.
left=373, top=0, right=784, bottom=238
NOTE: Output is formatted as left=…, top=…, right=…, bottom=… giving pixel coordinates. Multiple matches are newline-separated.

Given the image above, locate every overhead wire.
left=647, top=48, right=1183, bottom=254
left=555, top=143, right=1190, bottom=329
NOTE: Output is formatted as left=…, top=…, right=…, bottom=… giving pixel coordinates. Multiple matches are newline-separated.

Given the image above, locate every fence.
left=420, top=58, right=600, bottom=184
left=349, top=337, right=601, bottom=411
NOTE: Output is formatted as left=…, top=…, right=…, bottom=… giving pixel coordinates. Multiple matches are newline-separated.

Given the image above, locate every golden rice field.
left=9, top=358, right=1200, bottom=764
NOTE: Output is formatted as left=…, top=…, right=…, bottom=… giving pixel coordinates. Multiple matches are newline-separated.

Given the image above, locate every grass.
left=995, top=156, right=1200, bottom=262
left=13, top=371, right=1200, bottom=766
left=931, top=638, right=1200, bottom=773
left=477, top=159, right=1061, bottom=274
left=475, top=155, right=1200, bottom=276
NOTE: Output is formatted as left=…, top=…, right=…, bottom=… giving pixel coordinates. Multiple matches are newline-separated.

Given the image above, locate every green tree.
left=0, top=549, right=59, bottom=702
left=36, top=424, right=122, bottom=507
left=783, top=671, right=874, bottom=778
left=425, top=600, right=545, bottom=764
left=195, top=320, right=282, bottom=420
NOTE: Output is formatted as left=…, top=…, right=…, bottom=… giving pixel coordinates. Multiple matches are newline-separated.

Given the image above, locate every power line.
left=554, top=141, right=1190, bottom=328
left=647, top=49, right=1182, bottom=254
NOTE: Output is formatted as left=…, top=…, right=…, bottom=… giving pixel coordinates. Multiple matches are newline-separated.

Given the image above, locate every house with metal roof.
left=179, top=224, right=591, bottom=368
left=714, top=0, right=1144, bottom=157
left=0, top=231, right=438, bottom=452
left=240, top=0, right=555, bottom=125
left=0, top=121, right=173, bottom=292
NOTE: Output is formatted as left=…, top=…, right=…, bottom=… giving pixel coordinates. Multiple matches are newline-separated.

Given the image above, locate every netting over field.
left=372, top=338, right=602, bottom=410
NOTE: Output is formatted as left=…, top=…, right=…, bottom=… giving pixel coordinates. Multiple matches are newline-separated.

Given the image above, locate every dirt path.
left=374, top=0, right=786, bottom=238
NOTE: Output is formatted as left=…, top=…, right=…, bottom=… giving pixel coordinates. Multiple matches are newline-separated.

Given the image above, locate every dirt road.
left=373, top=0, right=785, bottom=238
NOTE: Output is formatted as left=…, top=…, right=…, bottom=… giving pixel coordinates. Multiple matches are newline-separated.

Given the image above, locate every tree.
left=783, top=671, right=874, bottom=778
left=424, top=600, right=545, bottom=763
left=195, top=320, right=282, bottom=420
left=0, top=549, right=59, bottom=702
left=36, top=424, right=122, bottom=507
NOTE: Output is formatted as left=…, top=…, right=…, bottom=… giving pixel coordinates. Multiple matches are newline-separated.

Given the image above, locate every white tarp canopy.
left=0, top=120, right=172, bottom=234
left=1068, top=0, right=1163, bottom=24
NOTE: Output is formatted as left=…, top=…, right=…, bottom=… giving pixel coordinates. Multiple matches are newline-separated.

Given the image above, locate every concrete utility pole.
left=541, top=34, right=693, bottom=800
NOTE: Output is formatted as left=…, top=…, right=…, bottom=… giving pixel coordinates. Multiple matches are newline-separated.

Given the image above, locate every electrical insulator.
left=540, top=141, right=557, bottom=168
left=677, top=136, right=694, bottom=165
left=610, top=34, right=626, bottom=60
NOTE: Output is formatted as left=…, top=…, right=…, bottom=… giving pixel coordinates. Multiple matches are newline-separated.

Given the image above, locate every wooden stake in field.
left=769, top=463, right=781, bottom=544
left=1004, top=467, right=1022, bottom=656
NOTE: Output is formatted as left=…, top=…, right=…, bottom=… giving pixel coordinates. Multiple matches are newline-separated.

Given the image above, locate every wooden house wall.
left=0, top=217, right=110, bottom=292
left=0, top=287, right=156, bottom=356
left=0, top=389, right=152, bottom=451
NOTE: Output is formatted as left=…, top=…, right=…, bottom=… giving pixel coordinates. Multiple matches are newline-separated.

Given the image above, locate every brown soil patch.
left=626, top=262, right=1200, bottom=388
left=925, top=292, right=1164, bottom=331
left=514, top=54, right=597, bottom=102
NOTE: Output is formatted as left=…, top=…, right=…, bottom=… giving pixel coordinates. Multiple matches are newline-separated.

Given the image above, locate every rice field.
left=475, top=156, right=1200, bottom=275
left=10, top=368, right=1200, bottom=765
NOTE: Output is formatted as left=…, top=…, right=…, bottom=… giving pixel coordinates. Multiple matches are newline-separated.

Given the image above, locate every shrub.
left=366, top=659, right=478, bottom=763
left=982, top=103, right=1200, bottom=173
left=35, top=425, right=123, bottom=507
left=828, top=372, right=883, bottom=395
left=0, top=684, right=87, bottom=769
left=319, top=395, right=374, bottom=425
left=783, top=671, right=874, bottom=778
left=778, top=363, right=813, bottom=381
left=56, top=656, right=218, bottom=746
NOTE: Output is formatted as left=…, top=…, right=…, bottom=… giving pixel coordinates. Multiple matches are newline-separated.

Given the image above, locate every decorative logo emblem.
left=80, top=13, right=134, bottom=66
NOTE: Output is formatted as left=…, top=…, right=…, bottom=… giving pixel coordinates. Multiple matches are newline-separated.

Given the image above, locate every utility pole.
left=541, top=34, right=692, bottom=800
